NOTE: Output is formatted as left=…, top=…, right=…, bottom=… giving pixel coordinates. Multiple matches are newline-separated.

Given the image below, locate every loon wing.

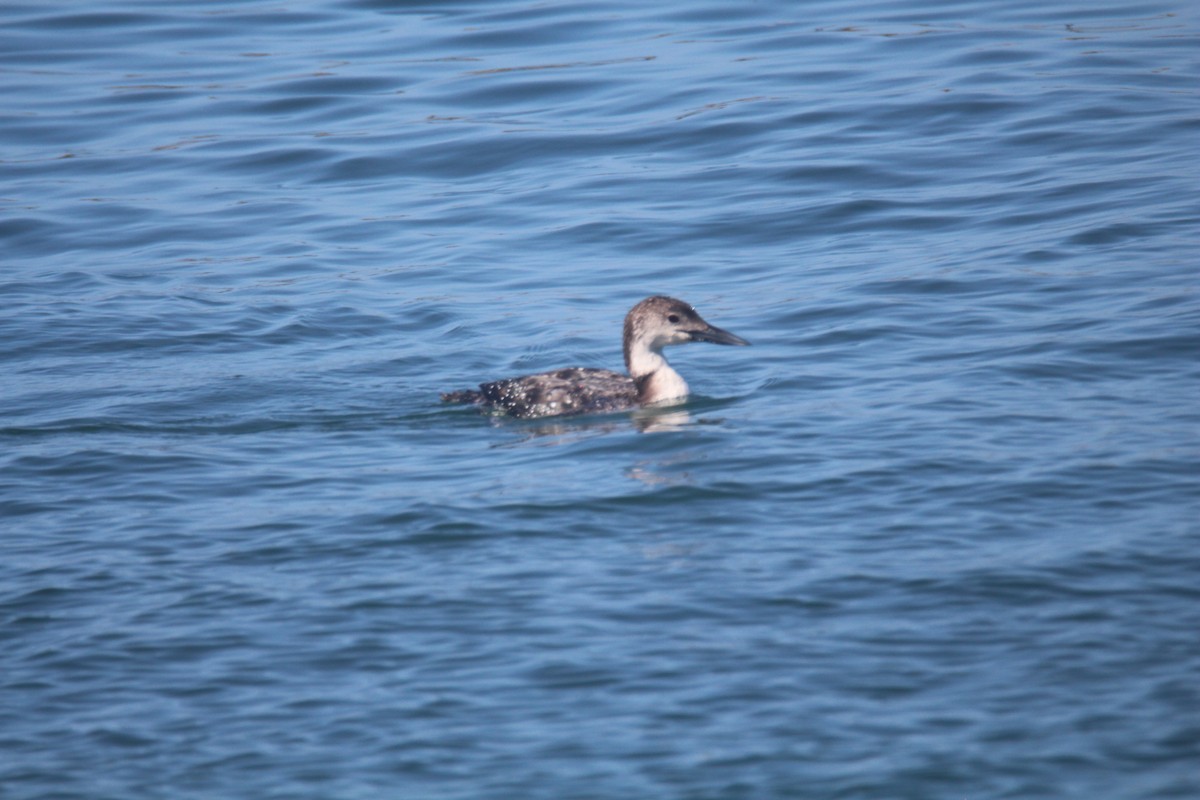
left=480, top=367, right=637, bottom=418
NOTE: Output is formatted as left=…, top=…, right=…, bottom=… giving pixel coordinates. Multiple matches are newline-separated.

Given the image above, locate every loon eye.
left=667, top=314, right=680, bottom=324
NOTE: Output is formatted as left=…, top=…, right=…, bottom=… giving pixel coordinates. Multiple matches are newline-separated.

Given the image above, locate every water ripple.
left=2, top=1, right=1198, bottom=798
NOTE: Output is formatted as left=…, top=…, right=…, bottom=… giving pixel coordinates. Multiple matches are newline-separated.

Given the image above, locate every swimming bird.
left=441, top=296, right=749, bottom=419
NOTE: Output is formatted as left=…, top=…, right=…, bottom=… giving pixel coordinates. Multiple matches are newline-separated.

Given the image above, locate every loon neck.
left=625, top=340, right=689, bottom=404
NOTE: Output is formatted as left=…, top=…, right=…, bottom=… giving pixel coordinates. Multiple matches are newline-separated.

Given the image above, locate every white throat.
left=627, top=341, right=689, bottom=404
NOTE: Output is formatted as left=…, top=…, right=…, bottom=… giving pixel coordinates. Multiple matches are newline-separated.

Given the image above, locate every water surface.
left=2, top=1, right=1198, bottom=798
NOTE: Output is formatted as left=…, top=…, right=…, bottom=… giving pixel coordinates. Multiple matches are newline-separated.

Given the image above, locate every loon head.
left=624, top=296, right=750, bottom=355
left=622, top=296, right=749, bottom=398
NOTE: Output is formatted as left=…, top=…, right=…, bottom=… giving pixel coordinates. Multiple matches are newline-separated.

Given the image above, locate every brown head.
left=622, top=296, right=749, bottom=375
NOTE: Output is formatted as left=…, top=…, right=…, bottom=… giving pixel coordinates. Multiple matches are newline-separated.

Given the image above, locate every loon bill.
left=441, top=295, right=750, bottom=419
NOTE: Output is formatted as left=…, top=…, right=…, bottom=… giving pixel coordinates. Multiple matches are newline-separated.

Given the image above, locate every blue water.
left=3, top=0, right=1198, bottom=797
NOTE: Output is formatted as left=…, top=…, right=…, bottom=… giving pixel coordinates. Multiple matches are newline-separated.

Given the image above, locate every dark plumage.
left=444, top=368, right=637, bottom=418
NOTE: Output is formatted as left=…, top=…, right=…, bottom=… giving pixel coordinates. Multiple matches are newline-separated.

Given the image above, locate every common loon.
left=441, top=296, right=749, bottom=419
